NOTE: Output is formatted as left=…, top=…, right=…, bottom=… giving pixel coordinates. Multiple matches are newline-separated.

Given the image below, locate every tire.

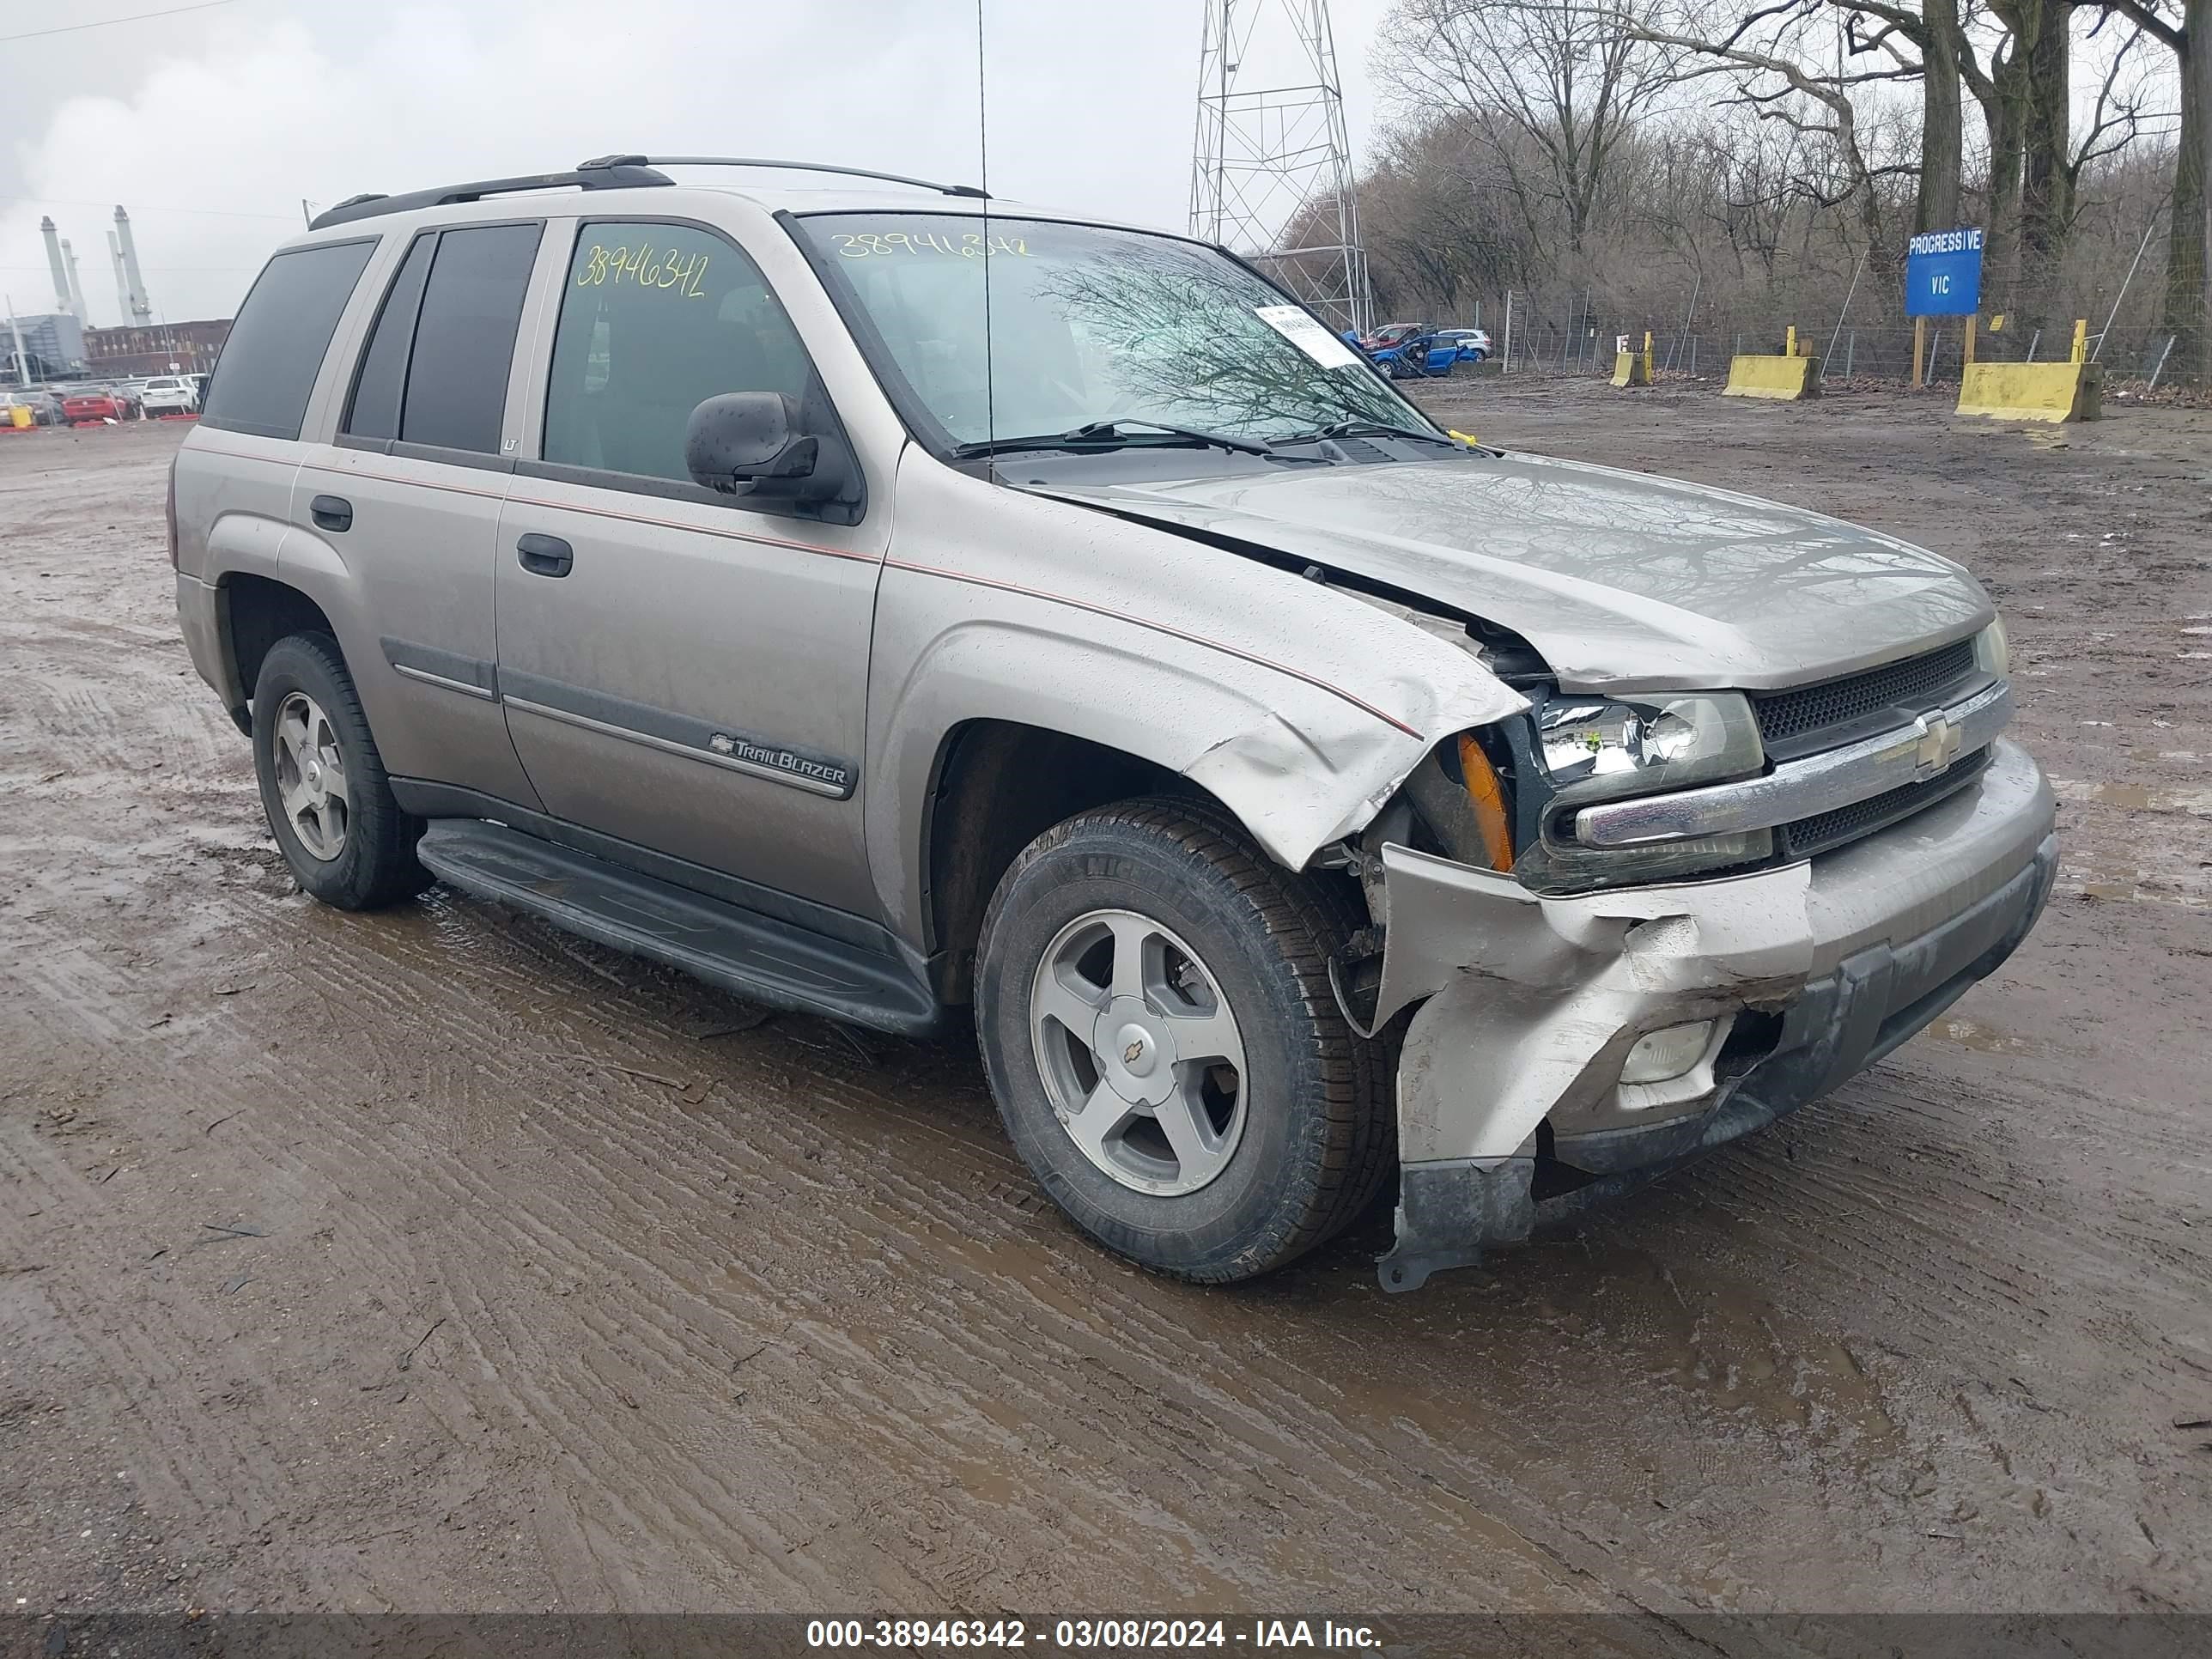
left=250, top=633, right=428, bottom=909
left=975, top=798, right=1391, bottom=1283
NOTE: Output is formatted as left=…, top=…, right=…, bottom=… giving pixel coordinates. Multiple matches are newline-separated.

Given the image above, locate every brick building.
left=83, top=318, right=231, bottom=378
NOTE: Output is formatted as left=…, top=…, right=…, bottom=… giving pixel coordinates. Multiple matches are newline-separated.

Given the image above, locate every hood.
left=1036, top=452, right=1993, bottom=693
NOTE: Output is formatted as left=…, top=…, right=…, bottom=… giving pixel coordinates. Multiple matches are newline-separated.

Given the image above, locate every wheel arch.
left=217, top=573, right=340, bottom=726
left=916, top=718, right=1241, bottom=1004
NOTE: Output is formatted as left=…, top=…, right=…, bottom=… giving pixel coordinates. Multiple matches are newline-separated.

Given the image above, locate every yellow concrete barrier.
left=1723, top=355, right=1820, bottom=399
left=1954, top=361, right=2102, bottom=423
left=1611, top=350, right=1651, bottom=387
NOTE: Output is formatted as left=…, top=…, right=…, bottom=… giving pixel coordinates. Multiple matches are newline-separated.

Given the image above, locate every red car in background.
left=61, top=388, right=137, bottom=426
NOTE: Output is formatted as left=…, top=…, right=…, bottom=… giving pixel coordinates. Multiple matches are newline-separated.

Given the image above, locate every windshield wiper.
left=1273, top=419, right=1462, bottom=448
left=951, top=419, right=1275, bottom=461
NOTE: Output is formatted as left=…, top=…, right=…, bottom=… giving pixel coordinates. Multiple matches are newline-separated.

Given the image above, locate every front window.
left=542, top=221, right=817, bottom=485
left=793, top=213, right=1431, bottom=450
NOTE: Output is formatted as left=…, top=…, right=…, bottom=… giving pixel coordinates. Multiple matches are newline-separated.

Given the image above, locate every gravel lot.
left=2, top=383, right=2207, bottom=1619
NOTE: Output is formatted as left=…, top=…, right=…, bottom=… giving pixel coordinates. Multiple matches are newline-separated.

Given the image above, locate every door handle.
left=310, top=495, right=352, bottom=532
left=516, top=533, right=573, bottom=578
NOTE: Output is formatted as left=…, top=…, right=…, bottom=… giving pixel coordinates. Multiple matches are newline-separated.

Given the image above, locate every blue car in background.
left=1355, top=320, right=1456, bottom=380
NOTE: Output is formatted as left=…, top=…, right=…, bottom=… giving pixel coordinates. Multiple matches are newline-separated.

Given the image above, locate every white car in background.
left=1435, top=327, right=1492, bottom=363
left=138, top=376, right=199, bottom=416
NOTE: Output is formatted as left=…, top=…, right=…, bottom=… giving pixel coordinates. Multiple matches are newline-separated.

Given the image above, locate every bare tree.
left=1832, top=0, right=1968, bottom=231
left=2097, top=0, right=2207, bottom=380
left=1356, top=0, right=2191, bottom=381
left=1579, top=1, right=1925, bottom=289
left=1377, top=0, right=1681, bottom=253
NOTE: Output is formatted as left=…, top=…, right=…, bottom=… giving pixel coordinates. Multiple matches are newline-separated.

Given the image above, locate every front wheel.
left=975, top=799, right=1390, bottom=1283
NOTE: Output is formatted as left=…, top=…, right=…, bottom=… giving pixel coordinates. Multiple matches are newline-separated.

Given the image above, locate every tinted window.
left=198, top=240, right=375, bottom=440
left=543, top=222, right=813, bottom=483
left=399, top=222, right=542, bottom=455
left=343, top=231, right=435, bottom=442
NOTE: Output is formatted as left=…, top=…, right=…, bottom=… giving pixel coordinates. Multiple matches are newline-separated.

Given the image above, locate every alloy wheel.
left=271, top=690, right=349, bottom=861
left=1029, top=908, right=1248, bottom=1196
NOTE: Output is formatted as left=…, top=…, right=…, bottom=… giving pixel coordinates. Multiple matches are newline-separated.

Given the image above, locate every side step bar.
left=416, top=819, right=941, bottom=1036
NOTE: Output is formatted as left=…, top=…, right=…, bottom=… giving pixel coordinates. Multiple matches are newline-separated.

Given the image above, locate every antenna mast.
left=1189, top=0, right=1372, bottom=335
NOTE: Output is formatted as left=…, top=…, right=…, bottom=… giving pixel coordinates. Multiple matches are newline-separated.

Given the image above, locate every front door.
left=493, top=217, right=886, bottom=920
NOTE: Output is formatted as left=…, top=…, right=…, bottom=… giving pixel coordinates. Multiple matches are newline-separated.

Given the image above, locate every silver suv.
left=172, top=156, right=2054, bottom=1291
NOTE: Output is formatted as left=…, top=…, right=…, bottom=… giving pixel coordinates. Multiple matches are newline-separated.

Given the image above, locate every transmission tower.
left=1189, top=0, right=1372, bottom=335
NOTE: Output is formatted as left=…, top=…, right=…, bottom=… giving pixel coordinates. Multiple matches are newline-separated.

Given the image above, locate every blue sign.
left=1906, top=228, right=1984, bottom=317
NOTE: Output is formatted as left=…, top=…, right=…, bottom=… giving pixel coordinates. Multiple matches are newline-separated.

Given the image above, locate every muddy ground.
left=1, top=383, right=2207, bottom=1620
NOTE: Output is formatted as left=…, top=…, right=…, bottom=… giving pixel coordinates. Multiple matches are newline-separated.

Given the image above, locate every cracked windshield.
left=797, top=214, right=1430, bottom=448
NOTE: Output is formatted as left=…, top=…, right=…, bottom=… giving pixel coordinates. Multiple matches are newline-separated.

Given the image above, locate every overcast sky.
left=1, top=0, right=1398, bottom=327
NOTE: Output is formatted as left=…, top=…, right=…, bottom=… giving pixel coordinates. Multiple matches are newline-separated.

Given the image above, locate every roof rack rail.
left=307, top=162, right=674, bottom=231
left=587, top=154, right=988, bottom=200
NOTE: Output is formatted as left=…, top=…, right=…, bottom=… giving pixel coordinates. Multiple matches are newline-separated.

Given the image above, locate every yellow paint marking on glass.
left=576, top=243, right=709, bottom=297
left=831, top=231, right=1029, bottom=259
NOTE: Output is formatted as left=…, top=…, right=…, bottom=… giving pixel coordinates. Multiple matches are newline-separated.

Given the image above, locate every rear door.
left=493, top=216, right=887, bottom=919
left=289, top=220, right=544, bottom=806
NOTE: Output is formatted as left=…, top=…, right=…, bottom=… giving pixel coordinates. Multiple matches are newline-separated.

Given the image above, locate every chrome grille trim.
left=1573, top=679, right=2012, bottom=849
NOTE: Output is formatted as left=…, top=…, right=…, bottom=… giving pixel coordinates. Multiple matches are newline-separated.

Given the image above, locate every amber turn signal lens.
left=1455, top=733, right=1514, bottom=873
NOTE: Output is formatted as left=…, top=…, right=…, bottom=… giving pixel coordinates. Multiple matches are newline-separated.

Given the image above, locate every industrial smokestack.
left=61, top=240, right=89, bottom=323
left=107, top=231, right=132, bottom=324
left=41, top=218, right=73, bottom=315
left=112, top=206, right=153, bottom=324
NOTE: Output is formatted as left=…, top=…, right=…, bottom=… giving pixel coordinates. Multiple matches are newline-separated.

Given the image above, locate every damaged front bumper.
left=1373, top=738, right=2057, bottom=1291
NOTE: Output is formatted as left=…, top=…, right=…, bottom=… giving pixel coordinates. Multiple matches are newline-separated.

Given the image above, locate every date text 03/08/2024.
left=805, top=1619, right=1382, bottom=1650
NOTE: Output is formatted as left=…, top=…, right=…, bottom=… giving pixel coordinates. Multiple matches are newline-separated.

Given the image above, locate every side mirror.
left=684, top=392, right=850, bottom=505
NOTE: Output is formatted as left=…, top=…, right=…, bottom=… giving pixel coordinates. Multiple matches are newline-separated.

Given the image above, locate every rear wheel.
left=975, top=799, right=1390, bottom=1283
left=251, top=634, right=428, bottom=909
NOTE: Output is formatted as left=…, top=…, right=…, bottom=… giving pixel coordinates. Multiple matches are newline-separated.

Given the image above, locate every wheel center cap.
left=1117, top=1024, right=1156, bottom=1075
left=1096, top=996, right=1176, bottom=1107
left=306, top=759, right=322, bottom=787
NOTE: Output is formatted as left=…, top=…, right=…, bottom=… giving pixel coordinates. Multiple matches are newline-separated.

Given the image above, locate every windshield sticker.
left=831, top=231, right=1030, bottom=259
left=1255, top=305, right=1361, bottom=368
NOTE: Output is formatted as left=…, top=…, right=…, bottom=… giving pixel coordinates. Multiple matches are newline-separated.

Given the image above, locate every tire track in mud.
left=240, top=904, right=1626, bottom=1609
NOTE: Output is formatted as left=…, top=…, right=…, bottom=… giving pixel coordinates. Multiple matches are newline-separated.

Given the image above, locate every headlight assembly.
left=1974, top=617, right=2009, bottom=678
left=1535, top=692, right=1764, bottom=799
left=1517, top=691, right=1770, bottom=892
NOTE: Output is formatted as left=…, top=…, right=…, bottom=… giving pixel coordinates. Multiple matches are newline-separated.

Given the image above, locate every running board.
left=416, top=819, right=941, bottom=1036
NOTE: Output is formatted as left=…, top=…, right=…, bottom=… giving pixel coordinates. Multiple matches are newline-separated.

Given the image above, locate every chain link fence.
left=1430, top=218, right=2206, bottom=396
left=1478, top=313, right=2195, bottom=390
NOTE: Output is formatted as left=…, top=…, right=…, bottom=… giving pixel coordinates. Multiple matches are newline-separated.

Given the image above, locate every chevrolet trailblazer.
left=171, top=156, right=2053, bottom=1291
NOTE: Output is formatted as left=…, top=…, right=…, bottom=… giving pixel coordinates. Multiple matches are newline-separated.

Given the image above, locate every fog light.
left=1620, top=1021, right=1714, bottom=1085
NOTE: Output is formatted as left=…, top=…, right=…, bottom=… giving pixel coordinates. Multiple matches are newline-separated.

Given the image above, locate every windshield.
left=794, top=214, right=1434, bottom=450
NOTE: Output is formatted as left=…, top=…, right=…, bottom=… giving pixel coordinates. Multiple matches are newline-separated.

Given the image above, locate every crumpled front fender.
left=1181, top=673, right=1523, bottom=874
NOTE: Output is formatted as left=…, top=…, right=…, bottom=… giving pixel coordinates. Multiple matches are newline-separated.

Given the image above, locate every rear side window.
left=198, top=240, right=375, bottom=440
left=343, top=231, right=436, bottom=443
left=398, top=222, right=542, bottom=455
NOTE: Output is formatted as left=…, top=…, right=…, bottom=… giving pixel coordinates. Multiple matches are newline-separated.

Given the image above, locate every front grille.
left=1753, top=638, right=1980, bottom=759
left=1778, top=746, right=1992, bottom=860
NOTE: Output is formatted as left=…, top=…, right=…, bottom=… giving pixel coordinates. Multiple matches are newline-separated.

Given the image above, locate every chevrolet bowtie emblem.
left=1911, top=712, right=1960, bottom=780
